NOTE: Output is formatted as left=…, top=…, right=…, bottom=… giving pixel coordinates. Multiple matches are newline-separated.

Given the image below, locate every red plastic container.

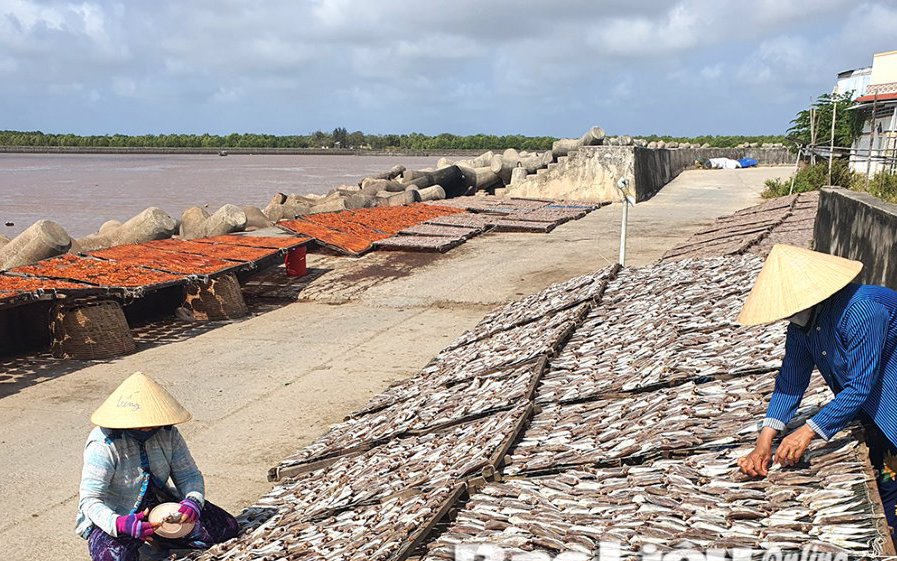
left=284, top=246, right=307, bottom=277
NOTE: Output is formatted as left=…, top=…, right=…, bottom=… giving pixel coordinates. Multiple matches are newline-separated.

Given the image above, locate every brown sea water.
left=0, top=153, right=437, bottom=238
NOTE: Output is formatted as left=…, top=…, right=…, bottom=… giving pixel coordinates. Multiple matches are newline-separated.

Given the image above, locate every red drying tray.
left=142, top=239, right=275, bottom=262
left=278, top=220, right=374, bottom=255
left=192, top=235, right=312, bottom=250
left=90, top=245, right=237, bottom=276
left=304, top=213, right=392, bottom=242
left=10, top=254, right=182, bottom=289
left=337, top=204, right=465, bottom=235
left=0, top=273, right=94, bottom=293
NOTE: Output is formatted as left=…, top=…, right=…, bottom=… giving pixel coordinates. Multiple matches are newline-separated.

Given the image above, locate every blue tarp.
left=738, top=157, right=758, bottom=168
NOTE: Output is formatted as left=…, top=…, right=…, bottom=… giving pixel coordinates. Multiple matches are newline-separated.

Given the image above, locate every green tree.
left=787, top=92, right=863, bottom=150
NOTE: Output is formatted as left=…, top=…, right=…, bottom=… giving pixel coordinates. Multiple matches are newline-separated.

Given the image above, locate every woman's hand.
left=178, top=498, right=201, bottom=524
left=774, top=424, right=817, bottom=466
left=737, top=444, right=773, bottom=477
left=115, top=509, right=159, bottom=542
left=737, top=426, right=776, bottom=477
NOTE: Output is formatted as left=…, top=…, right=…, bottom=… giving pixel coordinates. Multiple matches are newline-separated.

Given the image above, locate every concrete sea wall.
left=506, top=146, right=791, bottom=203
left=814, top=187, right=897, bottom=290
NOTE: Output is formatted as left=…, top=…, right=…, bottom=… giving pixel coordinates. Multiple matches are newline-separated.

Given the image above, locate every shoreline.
left=0, top=146, right=486, bottom=157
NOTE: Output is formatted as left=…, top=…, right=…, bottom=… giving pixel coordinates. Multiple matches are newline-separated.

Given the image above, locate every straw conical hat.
left=737, top=245, right=862, bottom=326
left=90, top=372, right=192, bottom=429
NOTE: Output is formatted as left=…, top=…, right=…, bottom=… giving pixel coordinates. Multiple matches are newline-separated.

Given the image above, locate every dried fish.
left=266, top=408, right=528, bottom=520
left=350, top=357, right=544, bottom=419
left=444, top=265, right=618, bottom=350
left=662, top=192, right=817, bottom=262
left=423, top=435, right=884, bottom=559
left=427, top=301, right=590, bottom=376
left=277, top=359, right=541, bottom=466
left=190, top=484, right=459, bottom=561
left=538, top=256, right=787, bottom=403
left=507, top=371, right=833, bottom=475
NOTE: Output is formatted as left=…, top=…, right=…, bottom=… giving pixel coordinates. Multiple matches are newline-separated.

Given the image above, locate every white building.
left=835, top=66, right=872, bottom=99
left=849, top=50, right=897, bottom=176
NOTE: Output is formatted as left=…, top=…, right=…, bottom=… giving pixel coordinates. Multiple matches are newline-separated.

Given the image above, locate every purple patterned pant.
left=87, top=501, right=239, bottom=561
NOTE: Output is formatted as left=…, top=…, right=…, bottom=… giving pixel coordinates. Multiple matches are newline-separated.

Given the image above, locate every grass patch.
left=761, top=160, right=897, bottom=204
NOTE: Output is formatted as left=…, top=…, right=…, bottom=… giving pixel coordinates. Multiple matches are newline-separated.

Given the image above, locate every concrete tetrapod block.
left=262, top=202, right=284, bottom=222
left=98, top=220, right=122, bottom=236
left=510, top=167, right=529, bottom=185
left=180, top=207, right=211, bottom=240
left=203, top=204, right=247, bottom=237
left=358, top=164, right=406, bottom=185
left=108, top=207, right=178, bottom=246
left=417, top=185, right=446, bottom=201
left=378, top=191, right=417, bottom=207
left=241, top=205, right=274, bottom=230
left=309, top=198, right=349, bottom=214
left=0, top=220, right=72, bottom=270
left=345, top=194, right=379, bottom=209
left=75, top=234, right=113, bottom=252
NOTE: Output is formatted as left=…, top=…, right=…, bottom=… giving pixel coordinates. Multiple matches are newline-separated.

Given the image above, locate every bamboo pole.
left=827, top=98, right=837, bottom=185
left=810, top=106, right=817, bottom=165
left=788, top=148, right=802, bottom=196
left=866, top=95, right=878, bottom=192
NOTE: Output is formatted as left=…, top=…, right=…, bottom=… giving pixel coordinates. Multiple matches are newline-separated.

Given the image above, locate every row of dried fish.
left=749, top=192, right=820, bottom=257
left=424, top=436, right=885, bottom=559
left=537, top=256, right=786, bottom=403
left=427, top=301, right=589, bottom=376
left=350, top=355, right=544, bottom=421
left=507, top=370, right=833, bottom=475
left=263, top=407, right=528, bottom=519
left=276, top=360, right=542, bottom=467
left=192, top=483, right=460, bottom=561
left=661, top=192, right=817, bottom=262
left=444, top=265, right=619, bottom=350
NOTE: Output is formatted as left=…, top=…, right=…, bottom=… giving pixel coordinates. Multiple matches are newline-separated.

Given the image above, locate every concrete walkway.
left=0, top=167, right=786, bottom=560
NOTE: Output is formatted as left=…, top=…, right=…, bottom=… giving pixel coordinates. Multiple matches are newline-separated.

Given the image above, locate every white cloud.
left=0, top=0, right=891, bottom=136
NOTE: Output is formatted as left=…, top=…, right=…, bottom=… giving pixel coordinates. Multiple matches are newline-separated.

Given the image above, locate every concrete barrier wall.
left=814, top=187, right=897, bottom=290
left=506, top=146, right=792, bottom=203
left=634, top=147, right=792, bottom=201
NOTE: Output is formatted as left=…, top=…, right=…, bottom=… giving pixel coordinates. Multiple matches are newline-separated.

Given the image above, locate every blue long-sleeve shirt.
left=763, top=283, right=897, bottom=443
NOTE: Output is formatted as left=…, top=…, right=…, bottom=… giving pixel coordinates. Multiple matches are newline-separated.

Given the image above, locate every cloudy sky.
left=1, top=0, right=895, bottom=138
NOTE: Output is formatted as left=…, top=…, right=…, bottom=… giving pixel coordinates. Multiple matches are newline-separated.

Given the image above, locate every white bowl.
left=148, top=502, right=196, bottom=539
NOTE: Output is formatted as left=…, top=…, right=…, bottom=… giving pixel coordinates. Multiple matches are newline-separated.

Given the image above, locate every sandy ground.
left=0, top=167, right=787, bottom=560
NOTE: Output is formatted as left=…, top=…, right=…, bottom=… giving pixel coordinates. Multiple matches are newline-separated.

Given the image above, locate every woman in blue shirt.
left=736, top=245, right=897, bottom=536
left=77, top=372, right=238, bottom=560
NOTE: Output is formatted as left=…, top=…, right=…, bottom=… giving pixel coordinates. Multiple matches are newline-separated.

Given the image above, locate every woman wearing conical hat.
left=76, top=372, right=238, bottom=560
left=736, top=245, right=897, bottom=535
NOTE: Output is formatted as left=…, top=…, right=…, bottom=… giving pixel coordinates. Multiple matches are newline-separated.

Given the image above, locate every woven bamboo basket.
left=183, top=273, right=247, bottom=321
left=50, top=300, right=135, bottom=359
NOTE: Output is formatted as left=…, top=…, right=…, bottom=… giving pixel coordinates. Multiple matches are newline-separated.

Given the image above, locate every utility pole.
left=616, top=178, right=634, bottom=266
left=828, top=97, right=837, bottom=185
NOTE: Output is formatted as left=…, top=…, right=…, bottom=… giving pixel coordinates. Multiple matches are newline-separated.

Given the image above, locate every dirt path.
left=0, top=168, right=786, bottom=560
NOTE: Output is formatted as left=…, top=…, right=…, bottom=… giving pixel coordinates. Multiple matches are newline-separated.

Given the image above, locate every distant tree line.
left=0, top=128, right=787, bottom=151
left=639, top=134, right=788, bottom=148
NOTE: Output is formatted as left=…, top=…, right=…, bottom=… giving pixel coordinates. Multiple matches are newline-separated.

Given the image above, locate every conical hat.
left=90, top=372, right=192, bottom=429
left=737, top=245, right=863, bottom=326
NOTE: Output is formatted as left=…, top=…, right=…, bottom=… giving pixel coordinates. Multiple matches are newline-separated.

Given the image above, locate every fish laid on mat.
left=427, top=301, right=590, bottom=376
left=191, top=483, right=459, bottom=561
left=507, top=371, right=833, bottom=475
left=277, top=359, right=540, bottom=467
left=538, top=256, right=787, bottom=403
left=425, top=435, right=885, bottom=559
left=265, top=407, right=528, bottom=520
left=444, top=266, right=618, bottom=350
